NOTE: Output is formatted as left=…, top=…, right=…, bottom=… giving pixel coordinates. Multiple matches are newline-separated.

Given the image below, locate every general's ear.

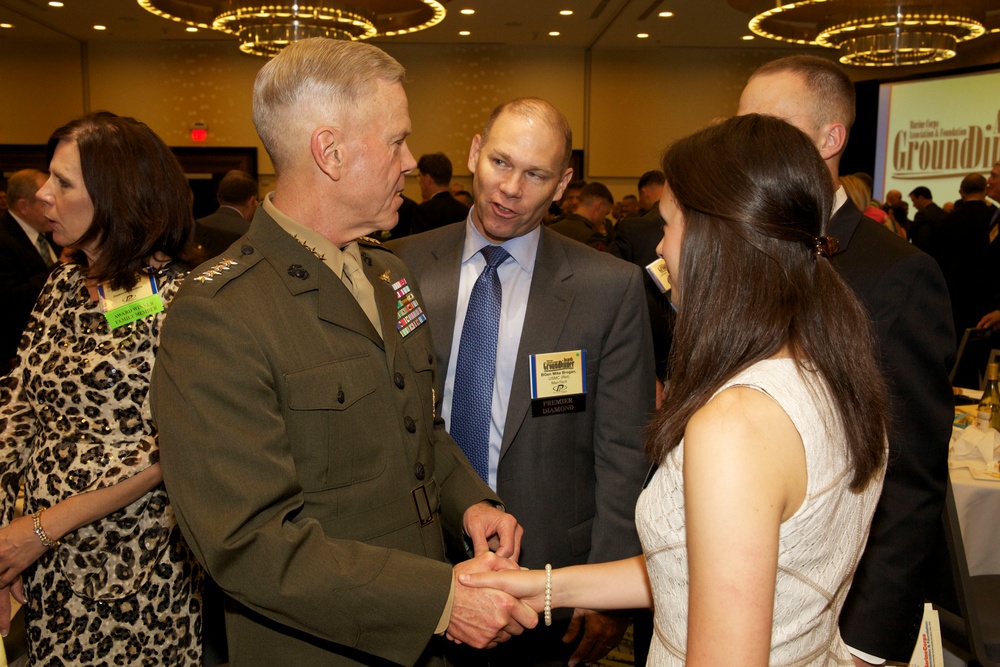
left=312, top=126, right=346, bottom=181
left=817, top=122, right=848, bottom=162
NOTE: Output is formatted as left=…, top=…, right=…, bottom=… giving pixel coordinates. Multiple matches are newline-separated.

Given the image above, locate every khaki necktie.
left=341, top=242, right=382, bottom=338
left=36, top=234, right=54, bottom=268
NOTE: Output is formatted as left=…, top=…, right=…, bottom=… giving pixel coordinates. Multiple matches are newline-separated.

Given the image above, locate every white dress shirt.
left=441, top=210, right=540, bottom=490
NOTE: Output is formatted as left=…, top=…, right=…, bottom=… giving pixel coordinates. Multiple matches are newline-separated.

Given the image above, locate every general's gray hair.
left=252, top=38, right=405, bottom=172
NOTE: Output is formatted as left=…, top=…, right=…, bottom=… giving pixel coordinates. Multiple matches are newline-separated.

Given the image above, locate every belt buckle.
left=411, top=484, right=435, bottom=527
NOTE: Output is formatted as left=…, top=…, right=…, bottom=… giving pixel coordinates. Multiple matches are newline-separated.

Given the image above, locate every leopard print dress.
left=0, top=262, right=202, bottom=666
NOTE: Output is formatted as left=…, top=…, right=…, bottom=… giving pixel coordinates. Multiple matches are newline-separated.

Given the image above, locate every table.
left=949, top=464, right=1000, bottom=576
left=949, top=404, right=1000, bottom=577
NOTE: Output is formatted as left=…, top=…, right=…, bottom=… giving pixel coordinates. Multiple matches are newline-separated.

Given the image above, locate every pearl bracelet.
left=544, top=563, right=553, bottom=627
left=32, top=509, right=58, bottom=549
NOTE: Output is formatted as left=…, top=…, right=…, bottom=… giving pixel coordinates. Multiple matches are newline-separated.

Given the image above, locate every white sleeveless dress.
left=636, top=359, right=885, bottom=666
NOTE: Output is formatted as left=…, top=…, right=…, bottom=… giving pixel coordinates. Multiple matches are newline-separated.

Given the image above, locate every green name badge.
left=99, top=270, right=164, bottom=329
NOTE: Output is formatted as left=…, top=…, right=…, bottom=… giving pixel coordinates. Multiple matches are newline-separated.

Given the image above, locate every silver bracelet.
left=544, top=563, right=553, bottom=626
left=32, top=509, right=58, bottom=549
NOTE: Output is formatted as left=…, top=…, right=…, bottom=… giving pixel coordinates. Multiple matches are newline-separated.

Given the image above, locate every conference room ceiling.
left=0, top=0, right=791, bottom=50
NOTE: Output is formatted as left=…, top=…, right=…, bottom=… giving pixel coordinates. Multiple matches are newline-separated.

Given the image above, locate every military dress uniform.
left=151, top=206, right=498, bottom=666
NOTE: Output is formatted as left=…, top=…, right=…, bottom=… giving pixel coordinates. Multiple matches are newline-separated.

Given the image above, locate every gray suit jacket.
left=389, top=222, right=653, bottom=571
left=152, top=209, right=497, bottom=666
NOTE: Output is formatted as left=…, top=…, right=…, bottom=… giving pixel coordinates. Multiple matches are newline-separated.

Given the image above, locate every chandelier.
left=729, top=1, right=999, bottom=67
left=138, top=1, right=447, bottom=57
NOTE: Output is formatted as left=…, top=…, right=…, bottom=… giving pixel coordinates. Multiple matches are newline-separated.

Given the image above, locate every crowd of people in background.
left=0, top=37, right=994, bottom=667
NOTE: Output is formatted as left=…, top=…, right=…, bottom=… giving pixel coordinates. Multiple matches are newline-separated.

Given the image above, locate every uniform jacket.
left=389, top=222, right=653, bottom=572
left=151, top=208, right=497, bottom=667
left=831, top=201, right=955, bottom=660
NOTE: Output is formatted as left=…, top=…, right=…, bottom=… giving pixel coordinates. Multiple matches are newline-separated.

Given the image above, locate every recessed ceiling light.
left=459, top=30, right=471, bottom=36
left=559, top=10, right=573, bottom=16
left=93, top=25, right=106, bottom=30
left=658, top=11, right=674, bottom=18
left=186, top=26, right=198, bottom=32
left=48, top=1, right=64, bottom=6
left=549, top=31, right=560, bottom=36
left=742, top=35, right=754, bottom=40
left=460, top=8, right=474, bottom=15
left=0, top=23, right=12, bottom=28
left=637, top=32, right=649, bottom=38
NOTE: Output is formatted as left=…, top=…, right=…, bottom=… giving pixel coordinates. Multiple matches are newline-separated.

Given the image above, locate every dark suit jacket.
left=937, top=199, right=994, bottom=337
left=195, top=206, right=250, bottom=258
left=389, top=223, right=653, bottom=574
left=909, top=201, right=948, bottom=258
left=0, top=211, right=56, bottom=370
left=608, top=209, right=674, bottom=379
left=411, top=192, right=469, bottom=235
left=151, top=209, right=497, bottom=666
left=831, top=201, right=955, bottom=661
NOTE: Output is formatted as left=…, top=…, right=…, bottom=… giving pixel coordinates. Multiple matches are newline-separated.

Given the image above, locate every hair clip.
left=813, top=236, right=840, bottom=258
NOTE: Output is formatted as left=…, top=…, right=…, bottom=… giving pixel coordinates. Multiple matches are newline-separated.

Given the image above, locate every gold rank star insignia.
left=379, top=270, right=391, bottom=283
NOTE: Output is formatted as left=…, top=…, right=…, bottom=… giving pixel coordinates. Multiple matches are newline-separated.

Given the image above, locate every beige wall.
left=6, top=37, right=993, bottom=203
left=0, top=40, right=84, bottom=144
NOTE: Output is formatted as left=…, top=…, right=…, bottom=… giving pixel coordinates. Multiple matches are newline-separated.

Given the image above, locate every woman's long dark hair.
left=46, top=111, right=196, bottom=290
left=646, top=114, right=886, bottom=490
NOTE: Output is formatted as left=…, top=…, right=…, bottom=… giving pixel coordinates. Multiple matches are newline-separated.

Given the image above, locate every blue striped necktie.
left=450, top=245, right=511, bottom=482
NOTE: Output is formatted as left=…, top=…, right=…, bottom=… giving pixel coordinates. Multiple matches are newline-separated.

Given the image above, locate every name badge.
left=529, top=350, right=587, bottom=416
left=98, top=270, right=164, bottom=329
left=645, top=258, right=671, bottom=294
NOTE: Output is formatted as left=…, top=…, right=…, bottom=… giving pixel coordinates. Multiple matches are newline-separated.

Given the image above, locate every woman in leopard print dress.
left=0, top=112, right=203, bottom=666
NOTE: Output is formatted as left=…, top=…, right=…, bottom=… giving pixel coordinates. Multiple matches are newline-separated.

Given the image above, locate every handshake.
left=445, top=503, right=629, bottom=664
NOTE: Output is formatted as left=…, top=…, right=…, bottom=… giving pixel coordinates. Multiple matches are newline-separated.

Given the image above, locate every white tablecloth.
left=949, top=464, right=1000, bottom=576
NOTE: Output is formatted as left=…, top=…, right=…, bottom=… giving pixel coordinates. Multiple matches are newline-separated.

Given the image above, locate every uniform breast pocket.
left=285, top=356, right=386, bottom=491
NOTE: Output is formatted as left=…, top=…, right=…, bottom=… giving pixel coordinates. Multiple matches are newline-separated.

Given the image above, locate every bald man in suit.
left=390, top=98, right=652, bottom=666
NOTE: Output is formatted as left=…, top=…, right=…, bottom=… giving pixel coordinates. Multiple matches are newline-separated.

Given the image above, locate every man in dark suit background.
left=908, top=185, right=948, bottom=258
left=739, top=55, right=954, bottom=666
left=194, top=169, right=258, bottom=257
left=390, top=98, right=653, bottom=666
left=411, top=152, right=469, bottom=235
left=974, top=161, right=1000, bottom=346
left=609, top=170, right=673, bottom=397
left=0, top=168, right=58, bottom=373
left=937, top=173, right=994, bottom=344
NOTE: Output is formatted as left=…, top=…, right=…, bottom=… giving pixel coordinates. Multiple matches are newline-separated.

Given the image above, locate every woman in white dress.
left=462, top=114, right=888, bottom=666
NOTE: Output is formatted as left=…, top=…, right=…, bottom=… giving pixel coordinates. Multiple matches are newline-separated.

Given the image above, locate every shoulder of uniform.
left=181, top=248, right=261, bottom=295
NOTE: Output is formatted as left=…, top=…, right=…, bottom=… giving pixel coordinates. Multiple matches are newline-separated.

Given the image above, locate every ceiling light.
left=549, top=31, right=560, bottom=36
left=0, top=23, right=12, bottom=28
left=739, top=0, right=993, bottom=66
left=637, top=33, right=649, bottom=38
left=94, top=25, right=107, bottom=30
left=460, top=8, right=474, bottom=15
left=559, top=10, right=573, bottom=16
left=48, top=1, right=64, bottom=7
left=742, top=34, right=754, bottom=40
left=459, top=30, right=470, bottom=36
left=138, top=0, right=448, bottom=57
left=658, top=11, right=674, bottom=18
left=186, top=26, right=198, bottom=32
